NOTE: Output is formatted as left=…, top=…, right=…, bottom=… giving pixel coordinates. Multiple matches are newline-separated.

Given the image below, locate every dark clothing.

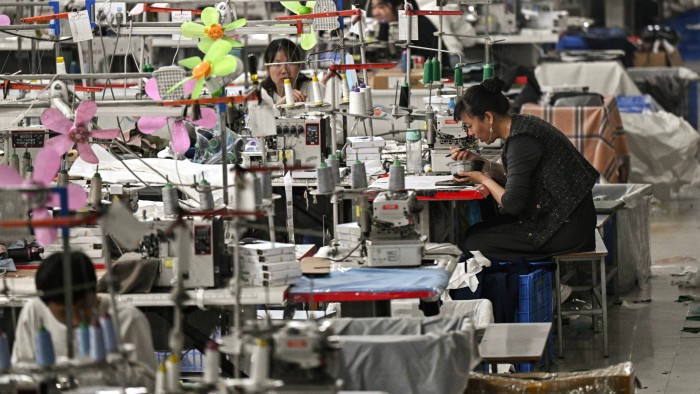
left=453, top=114, right=599, bottom=322
left=500, top=114, right=599, bottom=249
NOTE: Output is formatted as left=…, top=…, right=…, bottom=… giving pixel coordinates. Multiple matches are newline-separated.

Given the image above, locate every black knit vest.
left=502, top=114, right=599, bottom=247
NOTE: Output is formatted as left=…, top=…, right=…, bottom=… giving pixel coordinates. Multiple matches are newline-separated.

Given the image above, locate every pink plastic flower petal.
left=77, top=142, right=99, bottom=164
left=33, top=209, right=57, bottom=246
left=45, top=134, right=75, bottom=156
left=32, top=148, right=61, bottom=186
left=40, top=108, right=73, bottom=134
left=66, top=183, right=88, bottom=211
left=0, top=165, right=24, bottom=186
left=138, top=116, right=168, bottom=134
left=183, top=79, right=197, bottom=96
left=171, top=121, right=190, bottom=154
left=191, top=107, right=218, bottom=129
left=74, top=100, right=98, bottom=128
left=145, top=78, right=161, bottom=101
left=0, top=15, right=10, bottom=26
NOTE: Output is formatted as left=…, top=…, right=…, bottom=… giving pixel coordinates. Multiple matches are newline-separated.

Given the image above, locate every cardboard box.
left=465, top=362, right=635, bottom=394
left=633, top=50, right=683, bottom=67
left=369, top=67, right=425, bottom=89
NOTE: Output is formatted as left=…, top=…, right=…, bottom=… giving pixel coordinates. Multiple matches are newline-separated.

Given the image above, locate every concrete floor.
left=551, top=197, right=700, bottom=393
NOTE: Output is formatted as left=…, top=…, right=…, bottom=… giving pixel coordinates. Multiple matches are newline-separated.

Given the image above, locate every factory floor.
left=551, top=196, right=700, bottom=393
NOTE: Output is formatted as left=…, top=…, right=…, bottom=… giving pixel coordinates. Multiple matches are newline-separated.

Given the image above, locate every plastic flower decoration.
left=0, top=148, right=87, bottom=245
left=138, top=77, right=219, bottom=154
left=169, top=40, right=238, bottom=99
left=281, top=1, right=318, bottom=50
left=180, top=7, right=246, bottom=53
left=40, top=100, right=120, bottom=164
left=0, top=15, right=10, bottom=26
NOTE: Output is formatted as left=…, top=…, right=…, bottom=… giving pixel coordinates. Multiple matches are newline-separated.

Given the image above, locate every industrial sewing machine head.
left=365, top=189, right=424, bottom=267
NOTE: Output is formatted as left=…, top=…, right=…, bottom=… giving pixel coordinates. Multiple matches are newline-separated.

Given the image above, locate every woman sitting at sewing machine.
left=260, top=38, right=319, bottom=106
left=449, top=77, right=599, bottom=322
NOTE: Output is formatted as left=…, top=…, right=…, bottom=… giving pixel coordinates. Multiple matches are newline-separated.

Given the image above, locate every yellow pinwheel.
left=180, top=7, right=247, bottom=53
left=281, top=1, right=318, bottom=50
left=169, top=40, right=237, bottom=99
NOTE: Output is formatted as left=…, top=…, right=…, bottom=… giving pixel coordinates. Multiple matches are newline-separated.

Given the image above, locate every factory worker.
left=449, top=78, right=598, bottom=322
left=12, top=251, right=157, bottom=391
left=260, top=38, right=326, bottom=107
left=370, top=0, right=449, bottom=69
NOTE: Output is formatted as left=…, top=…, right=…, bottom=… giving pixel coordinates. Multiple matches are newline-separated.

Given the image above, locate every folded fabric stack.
left=337, top=222, right=362, bottom=253
left=346, top=136, right=385, bottom=162
left=240, top=241, right=302, bottom=286
left=43, top=226, right=104, bottom=263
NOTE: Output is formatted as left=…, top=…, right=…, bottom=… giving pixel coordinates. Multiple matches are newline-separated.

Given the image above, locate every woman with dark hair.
left=449, top=77, right=599, bottom=322
left=260, top=38, right=314, bottom=106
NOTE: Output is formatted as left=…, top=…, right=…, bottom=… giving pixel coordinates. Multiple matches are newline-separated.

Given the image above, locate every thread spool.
left=253, top=174, right=263, bottom=206
left=162, top=182, right=179, bottom=217
left=250, top=338, right=269, bottom=384
left=21, top=151, right=31, bottom=177
left=349, top=88, right=366, bottom=116
left=56, top=56, right=66, bottom=75
left=155, top=362, right=166, bottom=394
left=483, top=64, right=494, bottom=81
left=388, top=159, right=405, bottom=191
left=260, top=171, right=273, bottom=200
left=77, top=321, right=90, bottom=358
left=399, top=82, right=410, bottom=108
left=35, top=325, right=55, bottom=367
left=89, top=170, right=102, bottom=208
left=165, top=354, right=179, bottom=392
left=203, top=341, right=220, bottom=385
left=423, top=58, right=432, bottom=84
left=316, top=162, right=334, bottom=193
left=340, top=74, right=350, bottom=103
left=89, top=320, right=106, bottom=362
left=283, top=78, right=295, bottom=106
left=360, top=84, right=373, bottom=114
left=454, top=67, right=463, bottom=87
left=0, top=332, right=10, bottom=372
left=24, top=165, right=34, bottom=180
left=9, top=152, right=19, bottom=172
left=198, top=178, right=215, bottom=211
left=326, top=154, right=340, bottom=185
left=57, top=169, right=69, bottom=187
left=99, top=313, right=118, bottom=353
left=311, top=76, right=323, bottom=105
left=432, top=58, right=441, bottom=82
left=351, top=160, right=368, bottom=189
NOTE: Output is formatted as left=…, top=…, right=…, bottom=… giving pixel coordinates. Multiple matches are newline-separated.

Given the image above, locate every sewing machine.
left=140, top=218, right=231, bottom=288
left=264, top=115, right=332, bottom=168
left=366, top=190, right=424, bottom=267
left=430, top=115, right=475, bottom=173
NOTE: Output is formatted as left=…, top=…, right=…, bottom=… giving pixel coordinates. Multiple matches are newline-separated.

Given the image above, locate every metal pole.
left=354, top=5, right=374, bottom=137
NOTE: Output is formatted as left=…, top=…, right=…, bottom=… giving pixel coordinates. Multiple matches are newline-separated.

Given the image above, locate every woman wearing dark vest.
left=449, top=77, right=599, bottom=322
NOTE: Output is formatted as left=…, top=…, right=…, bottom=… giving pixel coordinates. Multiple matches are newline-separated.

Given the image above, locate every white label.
left=68, top=10, right=93, bottom=42
left=284, top=172, right=295, bottom=243
left=172, top=11, right=193, bottom=41
left=398, top=10, right=418, bottom=41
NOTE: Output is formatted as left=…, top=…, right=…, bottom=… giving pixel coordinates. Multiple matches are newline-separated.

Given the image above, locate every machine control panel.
left=193, top=224, right=212, bottom=255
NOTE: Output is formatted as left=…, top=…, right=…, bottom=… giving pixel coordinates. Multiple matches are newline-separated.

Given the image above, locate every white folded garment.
left=447, top=250, right=491, bottom=292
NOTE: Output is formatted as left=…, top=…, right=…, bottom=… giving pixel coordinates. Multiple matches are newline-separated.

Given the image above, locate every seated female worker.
left=260, top=38, right=329, bottom=108
left=448, top=77, right=599, bottom=323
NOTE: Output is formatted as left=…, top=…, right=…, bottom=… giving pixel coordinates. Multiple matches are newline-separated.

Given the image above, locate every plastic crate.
left=516, top=269, right=553, bottom=372
left=155, top=349, right=206, bottom=372
left=517, top=269, right=553, bottom=324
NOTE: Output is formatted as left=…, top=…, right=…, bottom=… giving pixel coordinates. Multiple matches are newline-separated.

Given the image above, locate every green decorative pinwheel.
left=169, top=40, right=237, bottom=99
left=180, top=7, right=247, bottom=53
left=280, top=1, right=318, bottom=50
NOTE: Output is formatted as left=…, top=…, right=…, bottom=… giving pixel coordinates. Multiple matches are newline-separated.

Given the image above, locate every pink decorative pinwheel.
left=0, top=15, right=10, bottom=26
left=0, top=148, right=87, bottom=246
left=40, top=100, right=120, bottom=164
left=138, top=77, right=218, bottom=154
